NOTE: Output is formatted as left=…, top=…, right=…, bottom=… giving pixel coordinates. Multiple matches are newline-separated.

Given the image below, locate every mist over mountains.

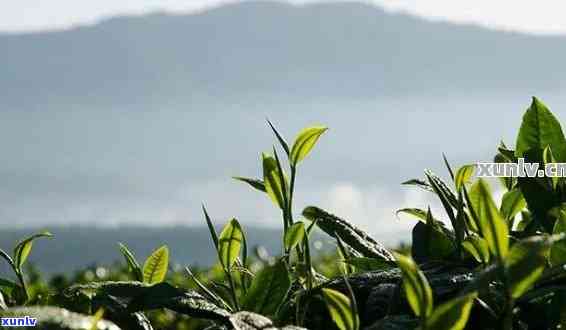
left=1, top=1, right=566, bottom=247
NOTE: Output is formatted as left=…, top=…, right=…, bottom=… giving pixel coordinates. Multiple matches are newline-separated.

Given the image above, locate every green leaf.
left=118, top=242, right=143, bottom=282
left=321, top=288, right=359, bottom=330
left=13, top=231, right=53, bottom=270
left=500, top=188, right=527, bottom=222
left=266, top=119, right=290, bottom=156
left=233, top=177, right=266, bottom=193
left=143, top=245, right=169, bottom=284
left=424, top=292, right=478, bottom=330
left=66, top=281, right=231, bottom=322
left=454, top=165, right=476, bottom=191
left=202, top=204, right=219, bottom=251
left=89, top=308, right=105, bottom=330
left=551, top=211, right=566, bottom=266
left=395, top=208, right=427, bottom=223
left=218, top=218, right=244, bottom=269
left=284, top=222, right=305, bottom=251
left=290, top=126, right=328, bottom=166
left=462, top=235, right=490, bottom=264
left=515, top=97, right=566, bottom=162
left=262, top=153, right=288, bottom=209
left=505, top=236, right=552, bottom=299
left=469, top=179, right=509, bottom=259
left=242, top=261, right=291, bottom=316
left=302, top=206, right=394, bottom=261
left=393, top=252, right=433, bottom=318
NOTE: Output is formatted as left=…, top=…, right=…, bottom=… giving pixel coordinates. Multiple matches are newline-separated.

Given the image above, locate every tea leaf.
left=469, top=179, right=509, bottom=259
left=202, top=205, right=219, bottom=250
left=290, top=126, right=328, bottom=166
left=551, top=211, right=566, bottom=266
left=500, top=188, right=527, bottom=222
left=262, top=153, right=288, bottom=209
left=143, top=245, right=169, bottom=284
left=402, top=179, right=433, bottom=192
left=424, top=292, right=478, bottom=330
left=89, top=308, right=105, bottom=330
left=303, top=206, right=394, bottom=261
left=505, top=236, right=552, bottom=299
left=66, top=281, right=231, bottom=322
left=321, top=288, right=359, bottom=330
left=455, top=165, right=475, bottom=191
left=218, top=218, right=243, bottom=269
left=395, top=208, right=427, bottom=223
left=118, top=243, right=143, bottom=282
left=394, top=252, right=433, bottom=318
left=462, top=235, right=490, bottom=264
left=242, top=261, right=291, bottom=316
left=13, top=231, right=53, bottom=269
left=266, top=119, right=290, bottom=156
left=233, top=177, right=266, bottom=192
left=284, top=222, right=305, bottom=251
left=516, top=97, right=566, bottom=162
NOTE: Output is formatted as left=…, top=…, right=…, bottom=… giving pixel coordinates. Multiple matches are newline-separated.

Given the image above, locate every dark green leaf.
left=462, top=235, right=490, bottom=264
left=343, top=257, right=395, bottom=271
left=395, top=208, right=427, bottom=223
left=118, top=243, right=143, bottom=282
left=266, top=119, right=290, bottom=156
left=242, top=261, right=291, bottom=316
left=202, top=205, right=219, bottom=250
left=232, top=177, right=266, bottom=193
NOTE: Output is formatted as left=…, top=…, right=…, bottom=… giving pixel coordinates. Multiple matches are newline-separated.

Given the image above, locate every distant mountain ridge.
left=0, top=226, right=289, bottom=275
left=2, top=1, right=566, bottom=110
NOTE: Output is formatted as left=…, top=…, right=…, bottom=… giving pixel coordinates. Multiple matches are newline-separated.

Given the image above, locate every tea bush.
left=2, top=97, right=566, bottom=329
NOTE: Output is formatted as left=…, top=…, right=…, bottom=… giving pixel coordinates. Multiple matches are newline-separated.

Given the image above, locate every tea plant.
left=3, top=97, right=566, bottom=330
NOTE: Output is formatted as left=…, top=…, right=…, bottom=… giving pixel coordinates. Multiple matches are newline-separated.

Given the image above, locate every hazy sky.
left=3, top=0, right=566, bottom=34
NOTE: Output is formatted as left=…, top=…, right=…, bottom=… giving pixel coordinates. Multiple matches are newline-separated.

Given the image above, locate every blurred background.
left=2, top=0, right=566, bottom=273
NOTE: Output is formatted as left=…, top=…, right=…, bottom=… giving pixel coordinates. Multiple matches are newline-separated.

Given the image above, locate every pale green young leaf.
left=284, top=222, right=305, bottom=251
left=13, top=231, right=53, bottom=269
left=290, top=126, right=328, bottom=166
left=500, top=188, right=527, bottom=222
left=468, top=179, right=509, bottom=259
left=118, top=242, right=143, bottom=282
left=242, top=261, right=291, bottom=316
left=322, top=288, right=359, bottom=330
left=424, top=292, right=478, bottom=330
left=454, top=165, right=475, bottom=191
left=218, top=218, right=244, bottom=269
left=393, top=252, right=433, bottom=318
left=262, top=153, right=288, bottom=209
left=143, top=245, right=169, bottom=284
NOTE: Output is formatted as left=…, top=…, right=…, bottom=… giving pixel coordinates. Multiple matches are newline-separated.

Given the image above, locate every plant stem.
left=225, top=267, right=240, bottom=311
